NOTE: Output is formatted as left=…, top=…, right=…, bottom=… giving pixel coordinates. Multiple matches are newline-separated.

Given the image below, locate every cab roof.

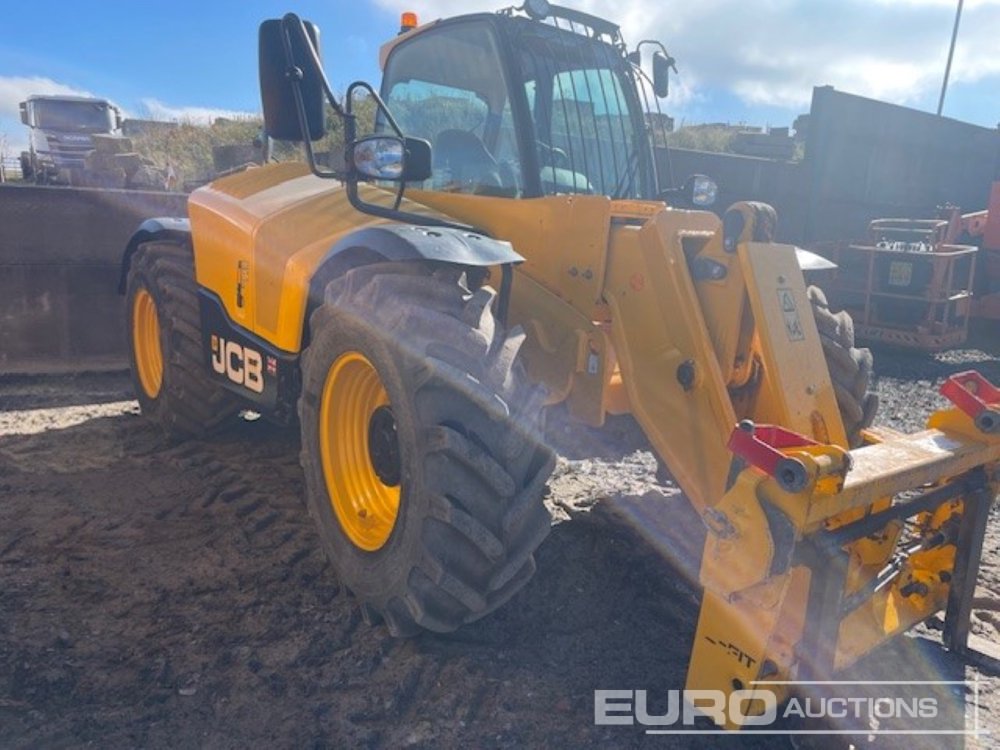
left=25, top=95, right=115, bottom=106
left=378, top=5, right=621, bottom=70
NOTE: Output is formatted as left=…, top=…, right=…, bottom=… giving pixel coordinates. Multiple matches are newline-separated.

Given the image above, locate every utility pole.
left=937, top=0, right=964, bottom=116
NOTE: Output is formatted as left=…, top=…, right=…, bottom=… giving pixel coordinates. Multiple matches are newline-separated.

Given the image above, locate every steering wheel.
left=537, top=140, right=570, bottom=170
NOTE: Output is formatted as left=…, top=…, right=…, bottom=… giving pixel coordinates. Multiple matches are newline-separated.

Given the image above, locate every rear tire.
left=19, top=152, right=32, bottom=181
left=808, top=286, right=878, bottom=446
left=299, top=262, right=554, bottom=635
left=125, top=241, right=239, bottom=439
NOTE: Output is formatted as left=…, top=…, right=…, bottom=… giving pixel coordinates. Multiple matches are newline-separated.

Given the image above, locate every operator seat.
left=432, top=129, right=503, bottom=194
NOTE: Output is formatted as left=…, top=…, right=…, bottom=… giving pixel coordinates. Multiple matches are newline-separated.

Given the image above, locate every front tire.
left=125, top=241, right=239, bottom=439
left=808, top=286, right=878, bottom=446
left=299, top=262, right=554, bottom=635
left=19, top=152, right=32, bottom=181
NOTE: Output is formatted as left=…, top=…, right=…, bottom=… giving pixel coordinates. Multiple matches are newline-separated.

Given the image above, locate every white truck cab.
left=19, top=95, right=122, bottom=184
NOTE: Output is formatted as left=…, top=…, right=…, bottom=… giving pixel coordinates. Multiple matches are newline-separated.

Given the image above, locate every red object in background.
left=962, top=181, right=1000, bottom=321
left=983, top=182, right=1000, bottom=251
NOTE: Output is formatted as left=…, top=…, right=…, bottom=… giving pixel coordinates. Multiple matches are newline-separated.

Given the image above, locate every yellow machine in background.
left=120, top=3, right=1000, bottom=729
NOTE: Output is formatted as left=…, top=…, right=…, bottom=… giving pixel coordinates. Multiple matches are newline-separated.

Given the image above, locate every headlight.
left=691, top=175, right=718, bottom=207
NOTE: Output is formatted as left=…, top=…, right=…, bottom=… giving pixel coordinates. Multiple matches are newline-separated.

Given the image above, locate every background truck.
left=19, top=94, right=122, bottom=184
left=119, top=3, right=999, bottom=732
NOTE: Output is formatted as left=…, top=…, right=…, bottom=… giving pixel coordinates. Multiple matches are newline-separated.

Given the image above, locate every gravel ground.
left=1, top=340, right=999, bottom=749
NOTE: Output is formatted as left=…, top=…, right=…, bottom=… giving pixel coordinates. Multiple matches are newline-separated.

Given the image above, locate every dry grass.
left=666, top=125, right=738, bottom=153
left=131, top=96, right=377, bottom=187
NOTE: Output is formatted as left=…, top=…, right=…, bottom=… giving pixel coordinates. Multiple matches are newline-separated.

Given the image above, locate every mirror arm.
left=278, top=17, right=341, bottom=180
left=341, top=81, right=476, bottom=231
left=632, top=40, right=677, bottom=72
left=346, top=81, right=403, bottom=136
left=276, top=14, right=480, bottom=235
left=281, top=13, right=345, bottom=118
left=343, top=176, right=478, bottom=233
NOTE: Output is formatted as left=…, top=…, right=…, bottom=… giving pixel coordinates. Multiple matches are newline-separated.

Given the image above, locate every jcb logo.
left=211, top=335, right=264, bottom=394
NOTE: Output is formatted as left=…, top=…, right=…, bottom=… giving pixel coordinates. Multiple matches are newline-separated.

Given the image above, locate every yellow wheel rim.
left=319, top=351, right=402, bottom=551
left=132, top=288, right=163, bottom=399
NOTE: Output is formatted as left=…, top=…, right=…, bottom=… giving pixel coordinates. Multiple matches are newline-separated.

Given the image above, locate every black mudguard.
left=306, top=223, right=523, bottom=333
left=118, top=217, right=191, bottom=293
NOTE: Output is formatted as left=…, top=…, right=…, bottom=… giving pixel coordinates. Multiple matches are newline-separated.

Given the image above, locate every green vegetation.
left=666, top=124, right=805, bottom=161
left=666, top=125, right=738, bottom=153
left=131, top=118, right=262, bottom=185
left=127, top=97, right=788, bottom=187
left=131, top=94, right=377, bottom=188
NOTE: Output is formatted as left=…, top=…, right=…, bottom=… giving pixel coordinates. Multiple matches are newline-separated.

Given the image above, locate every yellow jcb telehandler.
left=119, top=2, right=1000, bottom=728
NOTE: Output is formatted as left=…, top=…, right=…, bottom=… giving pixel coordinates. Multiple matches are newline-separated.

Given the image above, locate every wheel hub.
left=318, top=351, right=402, bottom=552
left=368, top=405, right=401, bottom=487
left=132, top=287, right=163, bottom=399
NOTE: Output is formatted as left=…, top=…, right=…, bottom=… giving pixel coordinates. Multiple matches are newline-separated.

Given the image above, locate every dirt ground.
left=1, top=345, right=999, bottom=749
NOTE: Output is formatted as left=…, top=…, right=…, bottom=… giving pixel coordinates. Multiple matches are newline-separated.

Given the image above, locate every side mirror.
left=652, top=51, right=672, bottom=98
left=19, top=102, right=29, bottom=126
left=259, top=18, right=325, bottom=141
left=350, top=136, right=432, bottom=182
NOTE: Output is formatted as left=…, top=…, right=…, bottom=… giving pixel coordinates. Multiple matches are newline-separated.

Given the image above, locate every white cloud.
left=371, top=0, right=1000, bottom=122
left=139, top=98, right=258, bottom=124
left=0, top=75, right=95, bottom=119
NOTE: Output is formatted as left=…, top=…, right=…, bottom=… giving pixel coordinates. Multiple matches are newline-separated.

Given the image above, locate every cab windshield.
left=33, top=100, right=114, bottom=132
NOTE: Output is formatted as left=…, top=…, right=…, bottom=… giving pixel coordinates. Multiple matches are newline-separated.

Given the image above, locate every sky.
left=1, top=0, right=998, bottom=155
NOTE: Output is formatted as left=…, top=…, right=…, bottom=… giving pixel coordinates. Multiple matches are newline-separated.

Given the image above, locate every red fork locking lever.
left=726, top=420, right=819, bottom=493
left=940, top=370, right=1000, bottom=435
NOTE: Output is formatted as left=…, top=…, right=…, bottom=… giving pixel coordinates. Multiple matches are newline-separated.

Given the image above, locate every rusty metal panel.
left=657, top=89, right=999, bottom=247
left=0, top=184, right=187, bottom=375
left=803, top=86, right=1000, bottom=243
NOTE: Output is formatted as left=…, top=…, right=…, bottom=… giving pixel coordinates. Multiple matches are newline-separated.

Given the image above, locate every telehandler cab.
left=120, top=2, right=1000, bottom=728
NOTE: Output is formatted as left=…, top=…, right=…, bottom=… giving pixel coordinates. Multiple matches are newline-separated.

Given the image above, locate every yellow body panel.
left=739, top=242, right=847, bottom=448
left=407, top=189, right=664, bottom=427
left=408, top=189, right=615, bottom=315
left=602, top=214, right=738, bottom=508
left=190, top=163, right=376, bottom=351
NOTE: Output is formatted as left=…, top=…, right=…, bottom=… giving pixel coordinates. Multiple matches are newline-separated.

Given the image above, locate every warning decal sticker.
left=777, top=287, right=805, bottom=341
left=888, top=260, right=913, bottom=287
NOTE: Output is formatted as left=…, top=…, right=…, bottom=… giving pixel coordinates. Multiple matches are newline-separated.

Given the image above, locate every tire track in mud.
left=1, top=412, right=387, bottom=748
